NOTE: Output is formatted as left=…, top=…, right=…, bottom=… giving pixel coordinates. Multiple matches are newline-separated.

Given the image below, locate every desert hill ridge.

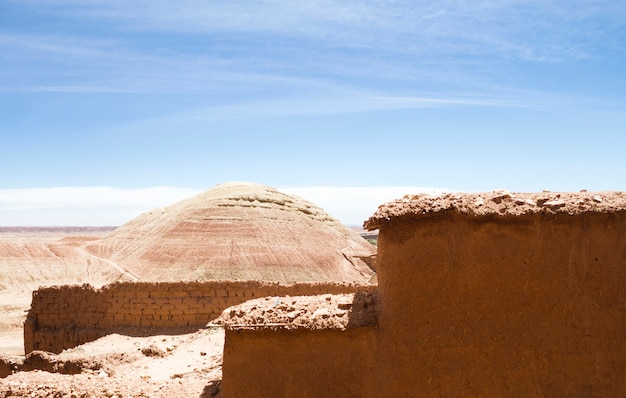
left=86, top=182, right=376, bottom=283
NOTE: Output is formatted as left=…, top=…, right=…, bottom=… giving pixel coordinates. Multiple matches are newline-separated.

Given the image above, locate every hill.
left=86, top=182, right=376, bottom=283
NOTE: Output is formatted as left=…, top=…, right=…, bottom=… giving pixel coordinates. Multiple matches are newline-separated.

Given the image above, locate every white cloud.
left=0, top=185, right=451, bottom=227
left=281, top=186, right=450, bottom=226
left=0, top=187, right=200, bottom=226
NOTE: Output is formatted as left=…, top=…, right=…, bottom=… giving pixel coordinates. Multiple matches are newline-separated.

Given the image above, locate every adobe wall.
left=222, top=327, right=378, bottom=398
left=375, top=212, right=626, bottom=397
left=25, top=281, right=373, bottom=354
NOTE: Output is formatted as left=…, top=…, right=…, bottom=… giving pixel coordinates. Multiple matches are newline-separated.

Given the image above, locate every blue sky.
left=1, top=0, right=625, bottom=226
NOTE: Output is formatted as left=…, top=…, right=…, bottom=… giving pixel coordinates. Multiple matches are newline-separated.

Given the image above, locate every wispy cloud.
left=5, top=0, right=623, bottom=88
left=2, top=0, right=623, bottom=118
left=103, top=90, right=528, bottom=136
left=181, top=93, right=518, bottom=118
left=20, top=0, right=623, bottom=60
left=0, top=33, right=254, bottom=94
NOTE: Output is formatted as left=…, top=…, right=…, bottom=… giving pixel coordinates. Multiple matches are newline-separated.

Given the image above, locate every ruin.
left=23, top=281, right=375, bottom=354
left=220, top=190, right=626, bottom=397
left=20, top=182, right=378, bottom=354
left=13, top=188, right=626, bottom=396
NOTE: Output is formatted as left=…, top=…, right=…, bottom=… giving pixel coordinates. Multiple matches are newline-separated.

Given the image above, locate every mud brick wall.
left=222, top=328, right=378, bottom=398
left=222, top=208, right=626, bottom=397
left=25, top=280, right=375, bottom=354
left=374, top=212, right=626, bottom=397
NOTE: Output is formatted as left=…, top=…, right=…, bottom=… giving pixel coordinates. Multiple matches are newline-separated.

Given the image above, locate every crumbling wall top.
left=215, top=291, right=378, bottom=331
left=364, top=190, right=626, bottom=230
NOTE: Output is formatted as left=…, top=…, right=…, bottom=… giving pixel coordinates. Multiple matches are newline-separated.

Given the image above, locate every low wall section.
left=223, top=328, right=378, bottom=398
left=25, top=281, right=374, bottom=354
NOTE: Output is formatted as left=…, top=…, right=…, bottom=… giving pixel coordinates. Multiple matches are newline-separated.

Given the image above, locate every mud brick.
left=168, top=289, right=189, bottom=298
left=127, top=308, right=144, bottom=316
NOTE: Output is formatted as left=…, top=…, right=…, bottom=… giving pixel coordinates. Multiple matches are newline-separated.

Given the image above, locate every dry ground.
left=0, top=224, right=376, bottom=396
left=1, top=328, right=223, bottom=397
left=0, top=228, right=120, bottom=355
left=0, top=292, right=30, bottom=355
left=0, top=228, right=223, bottom=397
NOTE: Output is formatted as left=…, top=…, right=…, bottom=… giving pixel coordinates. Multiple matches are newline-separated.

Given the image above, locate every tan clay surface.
left=216, top=291, right=378, bottom=330
left=0, top=184, right=378, bottom=396
left=365, top=189, right=626, bottom=229
left=1, top=183, right=376, bottom=354
left=6, top=188, right=625, bottom=397
left=219, top=189, right=626, bottom=397
left=0, top=228, right=123, bottom=293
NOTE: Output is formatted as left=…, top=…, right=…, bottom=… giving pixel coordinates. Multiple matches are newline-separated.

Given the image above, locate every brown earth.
left=4, top=188, right=625, bottom=396
left=1, top=292, right=377, bottom=397
left=0, top=227, right=225, bottom=397
left=2, top=293, right=378, bottom=397
left=214, top=292, right=378, bottom=398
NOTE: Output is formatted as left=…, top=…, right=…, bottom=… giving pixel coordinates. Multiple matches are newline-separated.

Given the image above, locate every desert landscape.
left=0, top=183, right=377, bottom=397
left=5, top=0, right=623, bottom=395
left=0, top=228, right=231, bottom=397
left=2, top=185, right=625, bottom=397
left=0, top=227, right=118, bottom=355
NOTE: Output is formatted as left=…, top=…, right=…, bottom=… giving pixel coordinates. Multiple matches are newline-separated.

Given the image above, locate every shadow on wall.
left=200, top=380, right=222, bottom=398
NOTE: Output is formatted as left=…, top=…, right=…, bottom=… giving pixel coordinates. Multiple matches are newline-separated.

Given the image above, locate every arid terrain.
left=0, top=226, right=225, bottom=397
left=3, top=187, right=624, bottom=397
left=0, top=227, right=119, bottom=355
left=2, top=328, right=224, bottom=397
left=0, top=228, right=373, bottom=398
left=0, top=183, right=377, bottom=397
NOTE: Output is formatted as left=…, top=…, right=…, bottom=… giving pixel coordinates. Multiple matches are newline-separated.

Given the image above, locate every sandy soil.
left=0, top=228, right=122, bottom=356
left=1, top=328, right=223, bottom=397
left=0, top=292, right=30, bottom=355
left=0, top=225, right=223, bottom=397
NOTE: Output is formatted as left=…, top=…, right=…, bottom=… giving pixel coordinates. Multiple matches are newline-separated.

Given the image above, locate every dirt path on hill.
left=74, top=245, right=141, bottom=282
